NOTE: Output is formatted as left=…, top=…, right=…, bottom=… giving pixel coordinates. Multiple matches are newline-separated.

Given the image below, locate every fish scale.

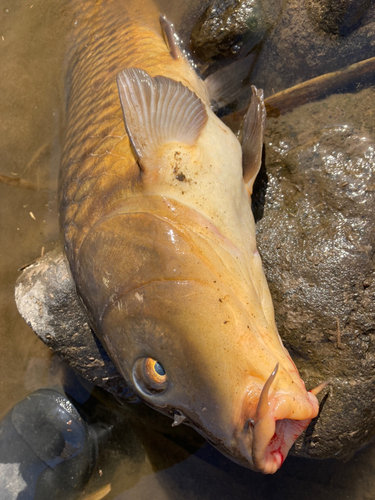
left=60, top=0, right=205, bottom=269
left=60, top=1, right=203, bottom=257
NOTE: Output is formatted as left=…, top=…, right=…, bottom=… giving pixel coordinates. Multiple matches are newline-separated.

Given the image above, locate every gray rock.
left=251, top=0, right=375, bottom=97
left=254, top=88, right=375, bottom=459
left=14, top=246, right=134, bottom=401
left=306, top=0, right=373, bottom=37
left=189, top=0, right=275, bottom=69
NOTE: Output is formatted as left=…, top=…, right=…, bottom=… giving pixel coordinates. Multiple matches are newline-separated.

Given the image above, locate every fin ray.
left=205, top=53, right=256, bottom=111
left=159, top=14, right=181, bottom=60
left=242, top=85, right=266, bottom=194
left=117, top=68, right=208, bottom=167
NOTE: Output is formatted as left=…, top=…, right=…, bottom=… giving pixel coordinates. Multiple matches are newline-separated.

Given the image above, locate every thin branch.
left=265, top=56, right=375, bottom=117
left=222, top=56, right=375, bottom=129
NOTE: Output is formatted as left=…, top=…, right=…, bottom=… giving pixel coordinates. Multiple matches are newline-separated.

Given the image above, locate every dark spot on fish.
left=219, top=298, right=222, bottom=302
left=176, top=173, right=186, bottom=181
left=224, top=321, right=228, bottom=324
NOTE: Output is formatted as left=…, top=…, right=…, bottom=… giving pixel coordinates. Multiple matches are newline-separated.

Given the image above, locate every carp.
left=57, top=0, right=323, bottom=473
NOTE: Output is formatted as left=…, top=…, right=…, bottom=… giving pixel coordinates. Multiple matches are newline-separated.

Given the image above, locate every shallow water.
left=0, top=0, right=375, bottom=499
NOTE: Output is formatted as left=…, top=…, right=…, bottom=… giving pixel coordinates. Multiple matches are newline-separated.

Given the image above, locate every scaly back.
left=59, top=0, right=207, bottom=269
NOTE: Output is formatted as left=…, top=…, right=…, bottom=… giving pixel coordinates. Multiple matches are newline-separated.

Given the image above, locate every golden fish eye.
left=144, top=358, right=167, bottom=384
left=133, top=357, right=168, bottom=395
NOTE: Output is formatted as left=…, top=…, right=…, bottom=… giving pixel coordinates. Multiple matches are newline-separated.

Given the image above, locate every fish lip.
left=252, top=416, right=312, bottom=474
left=235, top=390, right=320, bottom=474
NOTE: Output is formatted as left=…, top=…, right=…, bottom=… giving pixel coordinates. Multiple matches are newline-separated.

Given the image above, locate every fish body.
left=60, top=0, right=320, bottom=473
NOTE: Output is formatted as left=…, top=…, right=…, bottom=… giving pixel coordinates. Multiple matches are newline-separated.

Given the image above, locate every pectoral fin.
left=116, top=69, right=208, bottom=168
left=242, top=85, right=266, bottom=195
left=204, top=53, right=256, bottom=112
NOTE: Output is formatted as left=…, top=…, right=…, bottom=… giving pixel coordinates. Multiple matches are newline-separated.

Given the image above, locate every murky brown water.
left=1, top=0, right=375, bottom=499
left=0, top=0, right=68, bottom=412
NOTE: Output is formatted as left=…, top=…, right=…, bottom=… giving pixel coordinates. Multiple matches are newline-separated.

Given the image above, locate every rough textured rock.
left=251, top=0, right=375, bottom=97
left=14, top=247, right=133, bottom=401
left=305, top=0, right=373, bottom=37
left=190, top=0, right=271, bottom=66
left=253, top=88, right=375, bottom=459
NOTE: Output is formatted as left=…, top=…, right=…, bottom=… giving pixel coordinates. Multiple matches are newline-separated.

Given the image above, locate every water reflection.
left=0, top=0, right=375, bottom=499
left=3, top=358, right=375, bottom=500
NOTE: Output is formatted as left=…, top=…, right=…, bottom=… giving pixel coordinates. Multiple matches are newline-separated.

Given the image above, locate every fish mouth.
left=234, top=391, right=319, bottom=474
left=250, top=392, right=318, bottom=473
left=234, top=365, right=323, bottom=474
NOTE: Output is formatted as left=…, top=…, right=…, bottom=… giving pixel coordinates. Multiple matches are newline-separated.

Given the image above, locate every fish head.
left=100, top=274, right=319, bottom=473
left=85, top=210, right=319, bottom=473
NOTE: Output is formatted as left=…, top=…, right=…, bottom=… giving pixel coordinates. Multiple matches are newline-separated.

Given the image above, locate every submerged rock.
left=251, top=0, right=375, bottom=97
left=190, top=0, right=278, bottom=69
left=306, top=0, right=373, bottom=37
left=254, top=88, right=375, bottom=459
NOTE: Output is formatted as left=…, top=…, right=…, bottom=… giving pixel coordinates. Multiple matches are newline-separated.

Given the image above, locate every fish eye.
left=133, top=357, right=168, bottom=395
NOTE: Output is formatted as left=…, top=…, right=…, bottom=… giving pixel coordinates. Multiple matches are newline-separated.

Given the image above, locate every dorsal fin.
left=159, top=14, right=182, bottom=60
left=242, top=85, right=266, bottom=195
left=116, top=68, right=208, bottom=168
